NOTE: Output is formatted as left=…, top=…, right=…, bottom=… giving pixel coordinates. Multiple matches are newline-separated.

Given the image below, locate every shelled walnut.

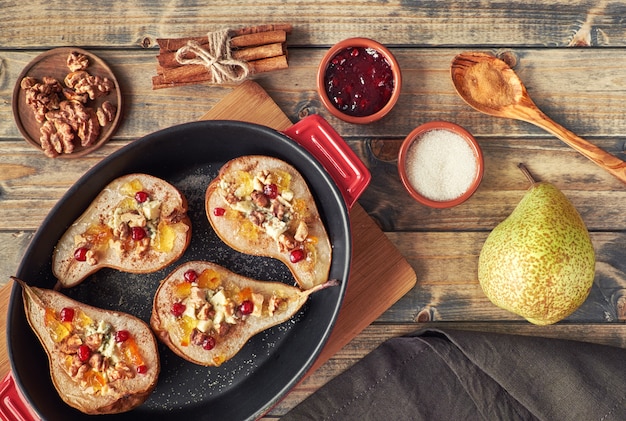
left=66, top=51, right=89, bottom=72
left=65, top=70, right=115, bottom=100
left=20, top=51, right=117, bottom=157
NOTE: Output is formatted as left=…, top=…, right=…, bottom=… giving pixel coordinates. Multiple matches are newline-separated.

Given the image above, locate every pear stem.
left=517, top=163, right=538, bottom=185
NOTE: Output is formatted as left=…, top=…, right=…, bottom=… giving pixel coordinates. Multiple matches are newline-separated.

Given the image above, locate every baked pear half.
left=205, top=156, right=331, bottom=290
left=16, top=278, right=160, bottom=415
left=150, top=261, right=338, bottom=366
left=53, top=173, right=192, bottom=289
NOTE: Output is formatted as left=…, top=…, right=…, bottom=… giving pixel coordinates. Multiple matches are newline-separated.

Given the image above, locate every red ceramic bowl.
left=398, top=121, right=484, bottom=208
left=317, top=38, right=402, bottom=124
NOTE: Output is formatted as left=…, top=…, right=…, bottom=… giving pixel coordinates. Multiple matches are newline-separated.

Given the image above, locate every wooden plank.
left=0, top=1, right=622, bottom=48
left=3, top=136, right=626, bottom=231
left=3, top=230, right=625, bottom=324
left=4, top=48, right=626, bottom=140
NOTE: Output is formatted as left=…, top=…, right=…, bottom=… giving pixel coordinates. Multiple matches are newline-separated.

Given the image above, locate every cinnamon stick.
left=156, top=42, right=284, bottom=69
left=156, top=36, right=208, bottom=52
left=230, top=30, right=286, bottom=48
left=234, top=42, right=285, bottom=62
left=152, top=54, right=288, bottom=89
left=248, top=55, right=288, bottom=73
left=157, top=27, right=291, bottom=53
left=230, top=23, right=292, bottom=36
left=153, top=23, right=291, bottom=89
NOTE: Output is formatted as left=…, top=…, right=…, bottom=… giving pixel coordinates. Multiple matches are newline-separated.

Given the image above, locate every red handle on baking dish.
left=0, top=372, right=39, bottom=421
left=282, top=114, right=371, bottom=209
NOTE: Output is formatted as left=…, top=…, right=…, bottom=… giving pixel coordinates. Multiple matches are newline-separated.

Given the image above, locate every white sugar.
left=405, top=129, right=478, bottom=201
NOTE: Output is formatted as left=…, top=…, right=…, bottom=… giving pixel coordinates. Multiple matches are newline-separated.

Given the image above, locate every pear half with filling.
left=150, top=260, right=338, bottom=366
left=16, top=278, right=160, bottom=414
left=53, top=173, right=191, bottom=289
left=205, top=155, right=331, bottom=290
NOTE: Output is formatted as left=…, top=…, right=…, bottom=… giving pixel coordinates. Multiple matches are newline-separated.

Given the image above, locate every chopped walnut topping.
left=60, top=334, right=83, bottom=354
left=251, top=190, right=269, bottom=208
left=109, top=362, right=134, bottom=381
left=136, top=237, right=151, bottom=256
left=88, top=352, right=107, bottom=372
left=74, top=360, right=89, bottom=380
left=278, top=232, right=297, bottom=252
left=115, top=222, right=130, bottom=241
left=249, top=210, right=265, bottom=226
left=84, top=333, right=103, bottom=351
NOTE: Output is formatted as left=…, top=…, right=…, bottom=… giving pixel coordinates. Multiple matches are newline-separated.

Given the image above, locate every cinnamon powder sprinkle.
left=463, top=61, right=515, bottom=108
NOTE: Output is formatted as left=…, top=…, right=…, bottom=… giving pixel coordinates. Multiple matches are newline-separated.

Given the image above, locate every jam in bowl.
left=317, top=38, right=402, bottom=124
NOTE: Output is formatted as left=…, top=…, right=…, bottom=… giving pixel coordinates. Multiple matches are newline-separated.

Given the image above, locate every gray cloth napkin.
left=282, top=329, right=626, bottom=421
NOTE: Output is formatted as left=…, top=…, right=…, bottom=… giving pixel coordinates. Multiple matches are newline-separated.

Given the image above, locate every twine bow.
left=175, top=29, right=249, bottom=84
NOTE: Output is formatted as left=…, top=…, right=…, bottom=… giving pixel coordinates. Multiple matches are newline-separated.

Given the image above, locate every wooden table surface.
left=2, top=1, right=626, bottom=419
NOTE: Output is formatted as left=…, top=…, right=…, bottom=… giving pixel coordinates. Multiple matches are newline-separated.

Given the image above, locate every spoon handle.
left=526, top=108, right=626, bottom=185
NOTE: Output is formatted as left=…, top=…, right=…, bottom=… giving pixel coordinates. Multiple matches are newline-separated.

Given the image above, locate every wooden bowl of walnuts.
left=12, top=47, right=123, bottom=158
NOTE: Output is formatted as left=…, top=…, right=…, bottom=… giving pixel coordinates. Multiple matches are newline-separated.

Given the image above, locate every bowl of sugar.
left=398, top=121, right=483, bottom=208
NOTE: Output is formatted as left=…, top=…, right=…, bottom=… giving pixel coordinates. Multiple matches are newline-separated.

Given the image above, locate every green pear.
left=478, top=164, right=595, bottom=325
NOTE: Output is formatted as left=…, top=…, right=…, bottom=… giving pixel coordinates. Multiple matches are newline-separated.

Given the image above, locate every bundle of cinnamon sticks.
left=152, top=23, right=292, bottom=89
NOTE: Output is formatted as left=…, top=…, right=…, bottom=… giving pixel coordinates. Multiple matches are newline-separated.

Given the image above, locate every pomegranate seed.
left=290, top=249, right=305, bottom=263
left=213, top=207, right=226, bottom=216
left=263, top=183, right=278, bottom=199
left=131, top=226, right=146, bottom=241
left=137, top=365, right=148, bottom=374
left=77, top=344, right=91, bottom=362
left=171, top=302, right=186, bottom=317
left=183, top=269, right=198, bottom=283
left=135, top=191, right=149, bottom=203
left=59, top=307, right=75, bottom=323
left=239, top=300, right=254, bottom=315
left=202, top=336, right=216, bottom=350
left=74, top=247, right=88, bottom=262
left=115, top=330, right=130, bottom=343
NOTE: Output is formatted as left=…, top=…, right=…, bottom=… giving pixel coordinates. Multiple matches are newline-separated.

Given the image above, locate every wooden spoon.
left=450, top=51, right=626, bottom=185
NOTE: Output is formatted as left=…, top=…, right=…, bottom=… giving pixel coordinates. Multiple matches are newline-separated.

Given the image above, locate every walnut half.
left=96, top=101, right=116, bottom=126
left=66, top=52, right=89, bottom=72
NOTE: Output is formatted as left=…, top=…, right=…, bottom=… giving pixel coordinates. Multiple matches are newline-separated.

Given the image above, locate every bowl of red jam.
left=317, top=38, right=402, bottom=124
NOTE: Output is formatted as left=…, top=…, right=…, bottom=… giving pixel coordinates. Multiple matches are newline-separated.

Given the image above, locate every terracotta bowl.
left=398, top=121, right=484, bottom=208
left=317, top=37, right=402, bottom=124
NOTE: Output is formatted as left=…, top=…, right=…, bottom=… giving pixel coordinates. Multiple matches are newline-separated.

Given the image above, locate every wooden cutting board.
left=200, top=80, right=417, bottom=375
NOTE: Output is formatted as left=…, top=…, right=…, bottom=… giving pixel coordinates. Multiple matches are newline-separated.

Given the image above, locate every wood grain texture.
left=2, top=1, right=626, bottom=418
left=4, top=48, right=626, bottom=139
left=0, top=1, right=624, bottom=48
